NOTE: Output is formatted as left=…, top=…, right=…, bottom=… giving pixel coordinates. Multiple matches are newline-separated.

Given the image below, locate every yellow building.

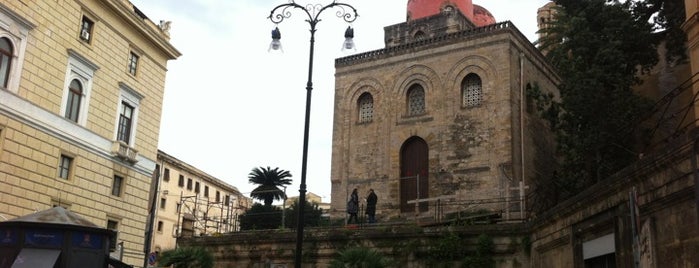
left=0, top=0, right=179, bottom=266
left=284, top=192, right=330, bottom=212
left=152, top=150, right=251, bottom=252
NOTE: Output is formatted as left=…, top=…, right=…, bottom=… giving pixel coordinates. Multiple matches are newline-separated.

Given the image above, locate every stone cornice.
left=0, top=2, right=36, bottom=30
left=102, top=0, right=181, bottom=60
left=336, top=21, right=560, bottom=83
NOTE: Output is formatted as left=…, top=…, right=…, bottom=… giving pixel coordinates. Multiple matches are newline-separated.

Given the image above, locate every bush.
left=329, top=247, right=391, bottom=268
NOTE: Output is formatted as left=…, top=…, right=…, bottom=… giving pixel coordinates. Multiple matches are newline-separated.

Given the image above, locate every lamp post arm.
left=268, top=1, right=358, bottom=26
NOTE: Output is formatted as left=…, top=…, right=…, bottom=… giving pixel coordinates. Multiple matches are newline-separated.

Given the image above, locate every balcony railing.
left=111, top=140, right=138, bottom=163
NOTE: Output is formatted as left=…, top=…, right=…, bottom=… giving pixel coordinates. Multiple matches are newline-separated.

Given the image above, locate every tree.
left=239, top=203, right=283, bottom=230
left=158, top=247, right=213, bottom=268
left=630, top=0, right=687, bottom=63
left=533, top=0, right=685, bottom=201
left=248, top=166, right=292, bottom=206
left=238, top=200, right=325, bottom=230
left=284, top=199, right=325, bottom=229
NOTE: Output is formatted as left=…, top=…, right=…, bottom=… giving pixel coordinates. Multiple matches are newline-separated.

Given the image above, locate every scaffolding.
left=175, top=192, right=240, bottom=237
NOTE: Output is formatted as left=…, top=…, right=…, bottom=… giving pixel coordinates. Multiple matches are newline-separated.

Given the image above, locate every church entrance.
left=400, top=136, right=429, bottom=213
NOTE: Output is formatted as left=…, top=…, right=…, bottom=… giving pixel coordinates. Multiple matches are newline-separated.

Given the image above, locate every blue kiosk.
left=0, top=207, right=130, bottom=268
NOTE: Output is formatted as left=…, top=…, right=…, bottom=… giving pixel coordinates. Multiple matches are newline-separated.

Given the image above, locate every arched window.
left=358, top=92, right=373, bottom=123
left=65, top=79, right=83, bottom=122
left=407, top=84, right=425, bottom=116
left=414, top=31, right=426, bottom=41
left=0, top=37, right=13, bottom=89
left=462, top=73, right=482, bottom=107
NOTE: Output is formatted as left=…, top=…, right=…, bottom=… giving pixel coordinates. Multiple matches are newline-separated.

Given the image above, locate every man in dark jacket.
left=347, top=188, right=359, bottom=224
left=366, top=189, right=377, bottom=223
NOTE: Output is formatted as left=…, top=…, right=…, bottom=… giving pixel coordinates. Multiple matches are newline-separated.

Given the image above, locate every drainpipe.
left=520, top=53, right=527, bottom=219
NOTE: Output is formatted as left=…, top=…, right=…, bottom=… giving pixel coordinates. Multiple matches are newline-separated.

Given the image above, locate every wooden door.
left=400, top=137, right=429, bottom=213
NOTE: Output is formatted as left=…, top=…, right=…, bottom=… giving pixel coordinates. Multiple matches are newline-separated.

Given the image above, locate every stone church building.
left=329, top=0, right=560, bottom=221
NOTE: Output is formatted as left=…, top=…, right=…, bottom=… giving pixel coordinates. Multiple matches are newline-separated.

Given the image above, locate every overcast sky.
left=130, top=0, right=552, bottom=203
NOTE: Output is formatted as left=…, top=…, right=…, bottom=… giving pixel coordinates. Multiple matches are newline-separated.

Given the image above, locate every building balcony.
left=111, top=140, right=139, bottom=164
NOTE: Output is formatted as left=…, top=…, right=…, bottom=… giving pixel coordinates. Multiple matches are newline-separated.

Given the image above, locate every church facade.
left=330, top=0, right=560, bottom=221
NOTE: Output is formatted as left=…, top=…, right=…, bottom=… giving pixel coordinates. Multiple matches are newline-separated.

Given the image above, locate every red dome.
left=407, top=0, right=474, bottom=21
left=472, top=4, right=496, bottom=27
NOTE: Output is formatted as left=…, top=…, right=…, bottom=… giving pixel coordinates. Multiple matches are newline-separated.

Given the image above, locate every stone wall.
left=330, top=22, right=559, bottom=222
left=177, top=130, right=699, bottom=268
left=178, top=223, right=530, bottom=268
left=529, top=130, right=699, bottom=267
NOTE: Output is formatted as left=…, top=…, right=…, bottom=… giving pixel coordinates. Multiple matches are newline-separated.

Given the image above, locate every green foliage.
left=239, top=199, right=325, bottom=230
left=158, top=247, right=213, bottom=268
left=533, top=0, right=668, bottom=205
left=461, top=234, right=495, bottom=268
left=284, top=199, right=324, bottom=229
left=329, top=247, right=392, bottom=268
left=630, top=0, right=687, bottom=63
left=526, top=83, right=560, bottom=129
left=248, top=166, right=292, bottom=206
left=428, top=232, right=465, bottom=263
left=426, top=233, right=495, bottom=268
left=239, top=203, right=282, bottom=230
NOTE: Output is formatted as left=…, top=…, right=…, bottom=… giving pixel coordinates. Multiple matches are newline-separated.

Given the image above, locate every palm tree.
left=248, top=166, right=292, bottom=206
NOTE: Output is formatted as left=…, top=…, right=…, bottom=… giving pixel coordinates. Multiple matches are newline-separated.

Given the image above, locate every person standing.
left=347, top=188, right=359, bottom=224
left=366, top=189, right=378, bottom=223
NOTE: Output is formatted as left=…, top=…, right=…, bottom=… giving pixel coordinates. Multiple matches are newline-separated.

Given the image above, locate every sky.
left=130, top=0, right=552, bottom=203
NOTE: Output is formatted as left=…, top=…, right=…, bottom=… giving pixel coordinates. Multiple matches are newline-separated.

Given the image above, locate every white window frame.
left=58, top=153, right=74, bottom=180
left=111, top=174, right=125, bottom=197
left=61, top=50, right=98, bottom=126
left=127, top=50, right=139, bottom=76
left=0, top=3, right=33, bottom=94
left=113, top=82, right=143, bottom=147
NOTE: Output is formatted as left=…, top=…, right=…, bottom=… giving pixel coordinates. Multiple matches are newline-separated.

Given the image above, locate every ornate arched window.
left=407, top=84, right=425, bottom=116
left=462, top=73, right=482, bottom=107
left=414, top=31, right=426, bottom=41
left=358, top=92, right=374, bottom=123
left=0, top=37, right=13, bottom=89
left=65, top=79, right=83, bottom=122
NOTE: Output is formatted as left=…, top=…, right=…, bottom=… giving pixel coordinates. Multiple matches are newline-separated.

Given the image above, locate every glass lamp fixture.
left=269, top=27, right=283, bottom=52
left=342, top=26, right=355, bottom=51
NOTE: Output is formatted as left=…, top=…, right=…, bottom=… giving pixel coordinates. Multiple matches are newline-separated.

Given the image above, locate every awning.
left=583, top=233, right=615, bottom=260
left=11, top=248, right=61, bottom=268
left=107, top=256, right=133, bottom=268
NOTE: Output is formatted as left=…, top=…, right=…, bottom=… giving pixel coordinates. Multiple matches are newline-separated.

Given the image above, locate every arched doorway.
left=400, top=136, right=429, bottom=213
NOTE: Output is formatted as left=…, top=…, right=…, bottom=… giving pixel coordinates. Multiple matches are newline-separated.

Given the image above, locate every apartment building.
left=152, top=150, right=251, bottom=252
left=284, top=192, right=330, bottom=212
left=0, top=0, right=179, bottom=266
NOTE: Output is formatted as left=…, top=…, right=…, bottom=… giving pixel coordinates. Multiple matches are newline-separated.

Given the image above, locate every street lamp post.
left=267, top=1, right=357, bottom=267
left=282, top=186, right=287, bottom=229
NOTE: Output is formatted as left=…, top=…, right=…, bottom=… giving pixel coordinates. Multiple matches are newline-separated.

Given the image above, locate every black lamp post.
left=267, top=1, right=357, bottom=267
